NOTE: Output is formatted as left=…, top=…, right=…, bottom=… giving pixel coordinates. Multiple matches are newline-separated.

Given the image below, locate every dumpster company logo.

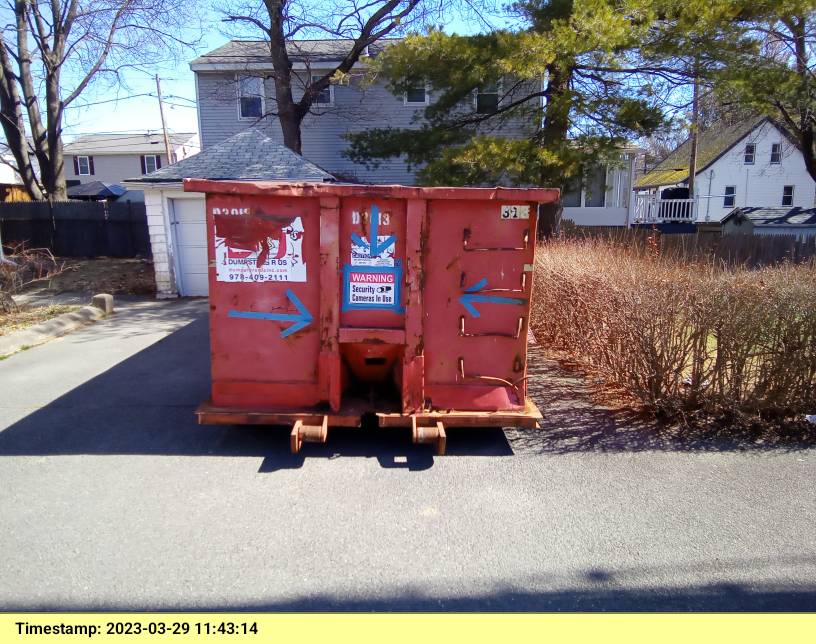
left=213, top=209, right=307, bottom=283
left=342, top=264, right=404, bottom=313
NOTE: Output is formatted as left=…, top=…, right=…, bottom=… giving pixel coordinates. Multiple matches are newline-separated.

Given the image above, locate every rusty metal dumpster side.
left=187, top=181, right=559, bottom=446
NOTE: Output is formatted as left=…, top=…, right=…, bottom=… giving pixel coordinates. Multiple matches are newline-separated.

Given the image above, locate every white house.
left=634, top=117, right=816, bottom=224
left=123, top=128, right=334, bottom=297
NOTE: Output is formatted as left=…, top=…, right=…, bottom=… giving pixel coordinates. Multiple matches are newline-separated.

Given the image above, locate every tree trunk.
left=791, top=16, right=816, bottom=184
left=538, top=61, right=572, bottom=237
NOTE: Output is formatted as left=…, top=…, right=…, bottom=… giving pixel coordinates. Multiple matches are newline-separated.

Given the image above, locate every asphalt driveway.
left=0, top=298, right=814, bottom=611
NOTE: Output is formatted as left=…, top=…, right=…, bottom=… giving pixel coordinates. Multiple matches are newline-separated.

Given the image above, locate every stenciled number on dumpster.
left=350, top=205, right=396, bottom=267
left=459, top=277, right=526, bottom=318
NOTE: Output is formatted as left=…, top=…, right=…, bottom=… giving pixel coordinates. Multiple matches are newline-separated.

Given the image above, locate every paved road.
left=0, top=299, right=814, bottom=611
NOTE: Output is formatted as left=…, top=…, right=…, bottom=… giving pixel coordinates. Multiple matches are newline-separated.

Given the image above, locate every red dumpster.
left=185, top=180, right=559, bottom=454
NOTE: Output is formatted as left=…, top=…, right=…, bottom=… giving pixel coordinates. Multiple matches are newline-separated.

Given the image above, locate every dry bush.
left=0, top=243, right=66, bottom=312
left=530, top=238, right=816, bottom=420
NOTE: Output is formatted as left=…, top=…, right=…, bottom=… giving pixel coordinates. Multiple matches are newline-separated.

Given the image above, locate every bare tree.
left=221, top=0, right=469, bottom=154
left=0, top=0, right=199, bottom=201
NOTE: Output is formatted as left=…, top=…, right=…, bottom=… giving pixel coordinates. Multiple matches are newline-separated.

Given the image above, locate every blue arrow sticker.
left=350, top=205, right=396, bottom=260
left=459, top=279, right=526, bottom=318
left=228, top=288, right=313, bottom=338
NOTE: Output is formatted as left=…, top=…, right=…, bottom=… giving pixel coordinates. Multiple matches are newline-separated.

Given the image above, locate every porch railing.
left=633, top=194, right=730, bottom=224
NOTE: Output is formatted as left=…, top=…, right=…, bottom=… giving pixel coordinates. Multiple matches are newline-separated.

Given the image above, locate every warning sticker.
left=350, top=235, right=396, bottom=266
left=342, top=264, right=403, bottom=313
left=214, top=214, right=307, bottom=283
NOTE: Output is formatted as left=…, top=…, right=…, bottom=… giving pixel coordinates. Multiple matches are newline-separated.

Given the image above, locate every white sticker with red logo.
left=350, top=235, right=396, bottom=267
left=213, top=213, right=307, bottom=283
left=347, top=270, right=396, bottom=307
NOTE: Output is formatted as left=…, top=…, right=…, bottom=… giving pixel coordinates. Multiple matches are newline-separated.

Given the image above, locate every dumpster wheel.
left=290, top=416, right=329, bottom=454
left=411, top=417, right=447, bottom=456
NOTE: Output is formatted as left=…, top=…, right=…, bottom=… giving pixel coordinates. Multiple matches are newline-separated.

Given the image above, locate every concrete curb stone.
left=0, top=305, right=108, bottom=359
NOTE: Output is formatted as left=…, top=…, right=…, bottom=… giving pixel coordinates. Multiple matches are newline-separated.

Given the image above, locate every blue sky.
left=61, top=6, right=510, bottom=141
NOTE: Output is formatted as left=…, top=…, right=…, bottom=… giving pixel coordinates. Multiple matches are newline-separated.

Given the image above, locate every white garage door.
left=170, top=197, right=209, bottom=296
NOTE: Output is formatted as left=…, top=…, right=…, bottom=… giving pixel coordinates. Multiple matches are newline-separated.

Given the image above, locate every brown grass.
left=0, top=303, right=80, bottom=336
left=530, top=238, right=816, bottom=421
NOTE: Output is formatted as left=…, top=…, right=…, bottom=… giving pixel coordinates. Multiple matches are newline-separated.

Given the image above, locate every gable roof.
left=124, top=128, right=335, bottom=184
left=191, top=38, right=397, bottom=69
left=635, top=117, right=774, bottom=189
left=64, top=132, right=198, bottom=156
left=724, top=206, right=816, bottom=227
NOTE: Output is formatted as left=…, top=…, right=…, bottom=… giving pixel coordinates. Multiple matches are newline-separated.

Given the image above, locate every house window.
left=723, top=185, right=736, bottom=207
left=744, top=143, right=755, bottom=164
left=238, top=76, right=263, bottom=119
left=584, top=165, right=607, bottom=207
left=141, top=154, right=160, bottom=174
left=76, top=155, right=92, bottom=176
left=782, top=185, right=794, bottom=206
left=561, top=176, right=581, bottom=207
left=404, top=81, right=428, bottom=105
left=311, top=75, right=333, bottom=106
left=770, top=143, right=781, bottom=164
left=476, top=80, right=499, bottom=114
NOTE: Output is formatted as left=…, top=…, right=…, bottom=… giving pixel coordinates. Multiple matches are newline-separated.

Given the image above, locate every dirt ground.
left=24, top=258, right=156, bottom=296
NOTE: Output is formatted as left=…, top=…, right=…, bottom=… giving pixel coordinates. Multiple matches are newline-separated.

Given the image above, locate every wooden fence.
left=562, top=225, right=816, bottom=267
left=0, top=200, right=150, bottom=258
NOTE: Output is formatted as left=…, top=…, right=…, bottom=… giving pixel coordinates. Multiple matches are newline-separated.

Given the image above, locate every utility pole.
left=155, top=75, right=173, bottom=164
left=687, top=61, right=700, bottom=198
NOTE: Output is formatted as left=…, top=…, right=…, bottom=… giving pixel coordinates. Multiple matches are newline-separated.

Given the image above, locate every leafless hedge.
left=530, top=238, right=816, bottom=419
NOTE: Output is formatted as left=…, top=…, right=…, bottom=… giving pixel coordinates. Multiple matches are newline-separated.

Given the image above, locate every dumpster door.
left=423, top=198, right=536, bottom=411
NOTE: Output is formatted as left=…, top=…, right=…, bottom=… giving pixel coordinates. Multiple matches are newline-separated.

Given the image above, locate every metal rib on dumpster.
left=187, top=180, right=558, bottom=453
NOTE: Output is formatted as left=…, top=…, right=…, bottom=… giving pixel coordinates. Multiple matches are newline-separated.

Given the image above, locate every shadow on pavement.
left=2, top=310, right=812, bottom=462
left=7, top=579, right=816, bottom=611
left=0, top=316, right=512, bottom=469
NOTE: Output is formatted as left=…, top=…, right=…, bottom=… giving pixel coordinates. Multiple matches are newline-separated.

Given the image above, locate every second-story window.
left=311, top=75, right=333, bottom=106
left=404, top=80, right=428, bottom=105
left=476, top=81, right=500, bottom=114
left=744, top=143, right=756, bottom=164
left=782, top=185, right=794, bottom=206
left=75, top=155, right=92, bottom=176
left=770, top=143, right=782, bottom=164
left=141, top=154, right=161, bottom=174
left=723, top=186, right=736, bottom=207
left=238, top=76, right=264, bottom=119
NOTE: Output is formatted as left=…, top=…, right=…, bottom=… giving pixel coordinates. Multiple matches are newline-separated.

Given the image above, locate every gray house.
left=191, top=39, right=530, bottom=184
left=64, top=132, right=200, bottom=187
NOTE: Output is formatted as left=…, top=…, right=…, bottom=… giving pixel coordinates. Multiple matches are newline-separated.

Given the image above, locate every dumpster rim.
left=183, top=179, right=559, bottom=203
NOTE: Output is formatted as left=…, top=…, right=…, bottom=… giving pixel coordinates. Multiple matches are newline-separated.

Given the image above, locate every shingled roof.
left=724, top=206, right=816, bottom=227
left=125, top=128, right=335, bottom=184
left=190, top=38, right=397, bottom=68
left=635, top=117, right=778, bottom=189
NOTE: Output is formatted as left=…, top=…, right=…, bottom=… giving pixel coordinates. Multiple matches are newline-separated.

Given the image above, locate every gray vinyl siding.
left=66, top=153, right=171, bottom=184
left=195, top=71, right=534, bottom=185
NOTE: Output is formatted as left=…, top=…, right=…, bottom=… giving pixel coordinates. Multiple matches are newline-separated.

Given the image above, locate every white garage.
left=124, top=129, right=334, bottom=297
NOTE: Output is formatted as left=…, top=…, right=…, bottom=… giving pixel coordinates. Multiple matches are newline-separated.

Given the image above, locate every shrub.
left=530, top=238, right=816, bottom=419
